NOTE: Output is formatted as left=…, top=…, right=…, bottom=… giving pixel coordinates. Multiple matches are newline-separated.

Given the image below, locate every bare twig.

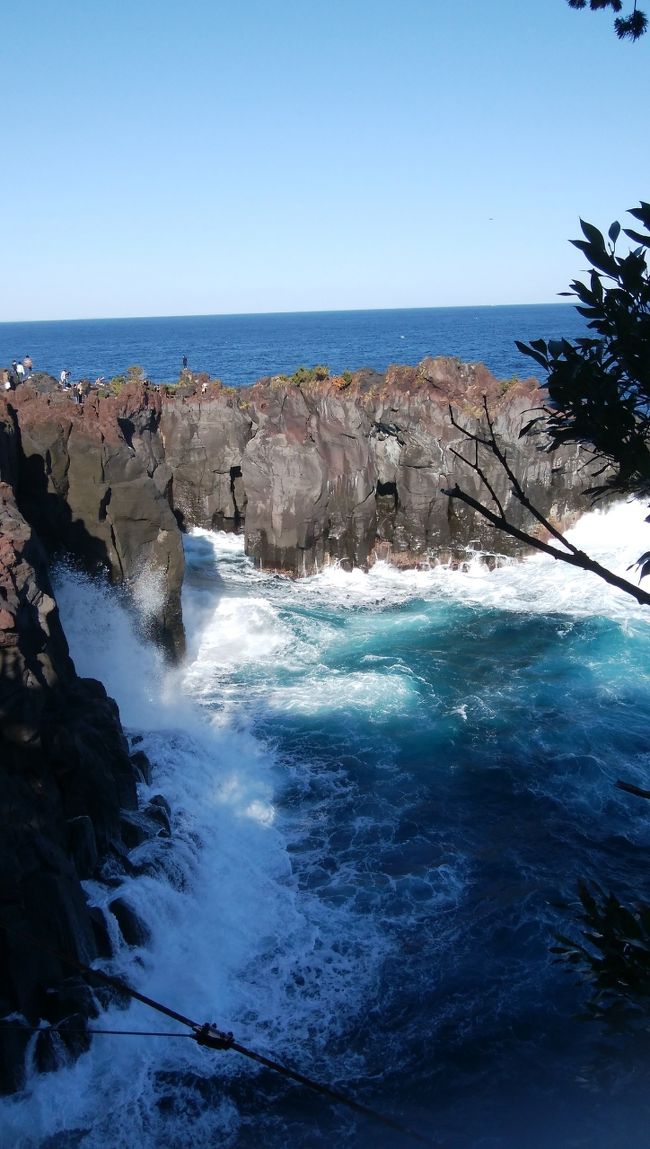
left=444, top=401, right=650, bottom=608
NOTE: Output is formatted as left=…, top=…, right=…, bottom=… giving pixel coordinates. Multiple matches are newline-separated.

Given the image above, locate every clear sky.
left=2, top=0, right=648, bottom=320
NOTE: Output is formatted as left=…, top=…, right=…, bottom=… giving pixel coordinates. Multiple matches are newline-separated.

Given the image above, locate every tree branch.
left=444, top=402, right=650, bottom=608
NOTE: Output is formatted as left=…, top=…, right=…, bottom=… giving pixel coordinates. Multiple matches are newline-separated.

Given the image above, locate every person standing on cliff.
left=182, top=355, right=188, bottom=370
left=23, top=355, right=32, bottom=375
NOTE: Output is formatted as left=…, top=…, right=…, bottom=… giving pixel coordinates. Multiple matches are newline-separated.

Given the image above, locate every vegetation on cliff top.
left=567, top=0, right=648, bottom=40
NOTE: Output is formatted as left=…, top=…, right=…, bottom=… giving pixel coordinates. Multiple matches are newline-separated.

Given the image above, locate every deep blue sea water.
left=1, top=310, right=649, bottom=1149
left=0, top=304, right=586, bottom=387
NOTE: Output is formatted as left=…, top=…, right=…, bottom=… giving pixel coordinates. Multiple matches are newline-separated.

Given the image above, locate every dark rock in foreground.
left=0, top=402, right=144, bottom=1093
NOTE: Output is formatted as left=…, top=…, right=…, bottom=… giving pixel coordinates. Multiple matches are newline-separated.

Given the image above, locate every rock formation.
left=3, top=359, right=592, bottom=621
left=0, top=396, right=145, bottom=1092
left=10, top=382, right=185, bottom=658
left=155, top=358, right=590, bottom=575
left=0, top=355, right=594, bottom=1092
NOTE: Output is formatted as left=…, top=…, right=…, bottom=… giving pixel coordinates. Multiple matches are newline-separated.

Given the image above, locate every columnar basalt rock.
left=158, top=387, right=252, bottom=531
left=241, top=380, right=377, bottom=572
left=358, top=357, right=588, bottom=566
left=4, top=360, right=592, bottom=602
left=227, top=359, right=590, bottom=574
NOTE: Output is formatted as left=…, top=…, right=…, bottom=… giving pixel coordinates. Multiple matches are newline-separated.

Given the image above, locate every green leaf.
left=622, top=228, right=650, bottom=248
left=580, top=219, right=606, bottom=248
left=515, top=340, right=548, bottom=369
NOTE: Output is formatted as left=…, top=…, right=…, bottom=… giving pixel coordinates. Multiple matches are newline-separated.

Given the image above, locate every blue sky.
left=2, top=0, right=648, bottom=320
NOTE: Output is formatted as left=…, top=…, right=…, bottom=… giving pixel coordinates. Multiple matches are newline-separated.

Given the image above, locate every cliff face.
left=0, top=399, right=142, bottom=1092
left=153, top=358, right=589, bottom=575
left=159, top=390, right=251, bottom=532
left=5, top=359, right=590, bottom=607
left=0, top=356, right=592, bottom=1091
left=10, top=383, right=185, bottom=658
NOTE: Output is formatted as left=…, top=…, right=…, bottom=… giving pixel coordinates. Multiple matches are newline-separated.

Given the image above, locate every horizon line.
left=0, top=301, right=574, bottom=326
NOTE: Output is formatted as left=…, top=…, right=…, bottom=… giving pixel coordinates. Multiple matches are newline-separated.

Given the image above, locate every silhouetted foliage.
left=445, top=202, right=650, bottom=602
left=553, top=882, right=650, bottom=1029
left=444, top=205, right=650, bottom=1020
left=449, top=5, right=649, bottom=1036
left=517, top=203, right=650, bottom=499
left=567, top=0, right=648, bottom=40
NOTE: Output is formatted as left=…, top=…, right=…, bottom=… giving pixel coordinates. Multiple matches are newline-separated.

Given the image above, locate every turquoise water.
left=178, top=514, right=650, bottom=1147
left=2, top=503, right=647, bottom=1149
left=2, top=509, right=650, bottom=1148
left=0, top=304, right=586, bottom=386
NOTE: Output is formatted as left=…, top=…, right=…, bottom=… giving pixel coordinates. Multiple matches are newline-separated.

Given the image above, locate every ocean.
left=0, top=304, right=586, bottom=387
left=1, top=307, right=649, bottom=1149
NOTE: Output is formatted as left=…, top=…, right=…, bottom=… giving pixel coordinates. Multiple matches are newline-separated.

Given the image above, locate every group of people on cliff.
left=2, top=355, right=32, bottom=389
left=1, top=358, right=102, bottom=405
left=58, top=370, right=96, bottom=403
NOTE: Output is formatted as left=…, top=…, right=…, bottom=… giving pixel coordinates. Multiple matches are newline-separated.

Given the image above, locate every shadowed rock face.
left=159, top=391, right=252, bottom=532
left=0, top=405, right=140, bottom=1093
left=9, top=383, right=185, bottom=659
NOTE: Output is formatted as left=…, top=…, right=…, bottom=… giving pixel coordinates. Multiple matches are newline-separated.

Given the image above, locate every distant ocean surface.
left=0, top=304, right=586, bottom=387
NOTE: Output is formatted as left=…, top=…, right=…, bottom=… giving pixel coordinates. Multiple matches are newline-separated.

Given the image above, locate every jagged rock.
left=224, top=359, right=589, bottom=574
left=67, top=817, right=98, bottom=879
left=241, top=380, right=376, bottom=572
left=56, top=1013, right=92, bottom=1059
left=119, top=808, right=168, bottom=848
left=8, top=382, right=185, bottom=659
left=4, top=359, right=594, bottom=618
left=0, top=397, right=145, bottom=1091
left=87, top=908, right=113, bottom=959
left=42, top=678, right=137, bottom=848
left=144, top=794, right=172, bottom=836
left=159, top=387, right=252, bottom=531
left=34, top=1019, right=91, bottom=1074
left=109, top=897, right=151, bottom=947
left=129, top=748, right=152, bottom=784
left=0, top=1017, right=30, bottom=1094
left=42, top=978, right=98, bottom=1025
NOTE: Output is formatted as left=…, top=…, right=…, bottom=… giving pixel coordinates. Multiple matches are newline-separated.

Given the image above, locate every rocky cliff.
left=0, top=355, right=593, bottom=1092
left=10, top=382, right=185, bottom=659
left=5, top=359, right=591, bottom=612
left=0, top=394, right=150, bottom=1091
left=159, top=358, right=589, bottom=575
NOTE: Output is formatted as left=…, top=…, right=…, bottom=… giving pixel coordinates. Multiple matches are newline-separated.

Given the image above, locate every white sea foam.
left=1, top=567, right=388, bottom=1149
left=289, top=499, right=650, bottom=623
left=4, top=501, right=649, bottom=1147
left=188, top=501, right=650, bottom=628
